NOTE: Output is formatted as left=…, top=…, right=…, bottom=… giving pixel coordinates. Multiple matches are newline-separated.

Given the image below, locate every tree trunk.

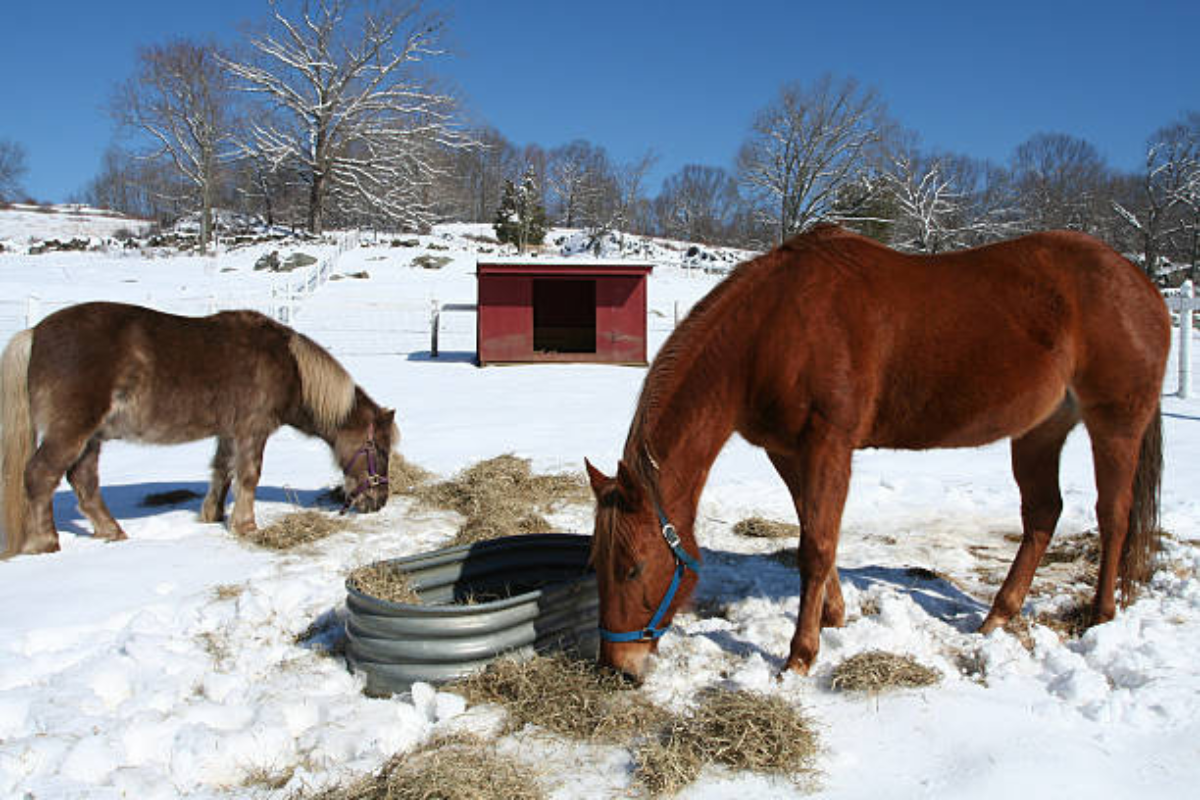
left=308, top=173, right=324, bottom=235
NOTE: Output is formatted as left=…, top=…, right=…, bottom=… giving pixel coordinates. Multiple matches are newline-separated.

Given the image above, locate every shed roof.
left=477, top=258, right=654, bottom=277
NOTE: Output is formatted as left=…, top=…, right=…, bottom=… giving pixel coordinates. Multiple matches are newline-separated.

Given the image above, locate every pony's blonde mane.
left=288, top=333, right=356, bottom=433
left=1, top=329, right=34, bottom=556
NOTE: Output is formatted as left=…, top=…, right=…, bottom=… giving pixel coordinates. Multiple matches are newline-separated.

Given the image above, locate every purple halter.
left=341, top=428, right=387, bottom=512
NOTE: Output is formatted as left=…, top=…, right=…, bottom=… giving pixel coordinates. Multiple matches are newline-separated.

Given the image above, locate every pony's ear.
left=378, top=408, right=396, bottom=427
left=584, top=458, right=611, bottom=495
left=615, top=459, right=644, bottom=506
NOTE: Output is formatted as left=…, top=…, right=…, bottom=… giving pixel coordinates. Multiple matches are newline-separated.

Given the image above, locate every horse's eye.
left=626, top=562, right=644, bottom=581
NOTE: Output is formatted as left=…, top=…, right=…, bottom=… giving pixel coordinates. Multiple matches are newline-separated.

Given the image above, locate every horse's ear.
left=615, top=459, right=644, bottom=506
left=378, top=408, right=395, bottom=427
left=584, top=458, right=610, bottom=495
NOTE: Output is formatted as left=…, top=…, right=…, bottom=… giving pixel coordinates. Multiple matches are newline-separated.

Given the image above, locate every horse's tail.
left=1, top=329, right=35, bottom=557
left=287, top=332, right=355, bottom=433
left=1119, top=404, right=1163, bottom=603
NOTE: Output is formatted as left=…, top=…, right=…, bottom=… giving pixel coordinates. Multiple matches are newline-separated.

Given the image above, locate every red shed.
left=476, top=258, right=654, bottom=366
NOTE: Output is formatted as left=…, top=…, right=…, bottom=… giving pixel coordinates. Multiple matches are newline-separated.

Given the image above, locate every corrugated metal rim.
left=344, top=533, right=598, bottom=696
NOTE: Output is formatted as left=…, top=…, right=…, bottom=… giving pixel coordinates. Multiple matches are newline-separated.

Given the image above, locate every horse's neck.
left=629, top=334, right=745, bottom=531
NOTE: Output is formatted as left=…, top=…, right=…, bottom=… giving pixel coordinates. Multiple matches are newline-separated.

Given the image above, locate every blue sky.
left=2, top=0, right=1197, bottom=203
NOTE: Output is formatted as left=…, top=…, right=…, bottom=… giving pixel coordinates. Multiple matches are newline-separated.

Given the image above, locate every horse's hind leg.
left=200, top=437, right=234, bottom=524
left=980, top=397, right=1079, bottom=634
left=66, top=437, right=126, bottom=541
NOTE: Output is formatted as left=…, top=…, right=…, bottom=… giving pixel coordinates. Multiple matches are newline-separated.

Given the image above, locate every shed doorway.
left=533, top=278, right=596, bottom=353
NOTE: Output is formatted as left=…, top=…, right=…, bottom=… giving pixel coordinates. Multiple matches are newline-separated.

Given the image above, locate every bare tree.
left=112, top=39, right=234, bottom=250
left=884, top=137, right=985, bottom=252
left=1010, top=132, right=1112, bottom=235
left=736, top=74, right=891, bottom=244
left=0, top=139, right=29, bottom=202
left=223, top=0, right=467, bottom=234
left=546, top=140, right=612, bottom=228
left=1112, top=117, right=1200, bottom=277
left=655, top=164, right=739, bottom=244
left=609, top=150, right=658, bottom=244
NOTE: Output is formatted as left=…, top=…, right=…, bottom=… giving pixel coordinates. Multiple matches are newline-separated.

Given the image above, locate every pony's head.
left=334, top=395, right=397, bottom=514
left=586, top=458, right=700, bottom=682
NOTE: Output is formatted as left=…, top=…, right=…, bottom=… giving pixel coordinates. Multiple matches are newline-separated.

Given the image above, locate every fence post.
left=1180, top=280, right=1194, bottom=400
left=430, top=299, right=440, bottom=358
left=25, top=295, right=40, bottom=328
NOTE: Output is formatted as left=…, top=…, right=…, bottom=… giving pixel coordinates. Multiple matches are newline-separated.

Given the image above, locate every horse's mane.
left=624, top=225, right=857, bottom=487
left=287, top=333, right=356, bottom=433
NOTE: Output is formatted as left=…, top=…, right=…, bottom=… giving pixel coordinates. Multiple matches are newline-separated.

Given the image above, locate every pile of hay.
left=448, top=654, right=668, bottom=743
left=732, top=516, right=798, bottom=539
left=347, top=561, right=422, bottom=605
left=414, top=455, right=591, bottom=546
left=829, top=650, right=942, bottom=693
left=301, top=734, right=544, bottom=800
left=242, top=510, right=351, bottom=550
left=634, top=689, right=820, bottom=796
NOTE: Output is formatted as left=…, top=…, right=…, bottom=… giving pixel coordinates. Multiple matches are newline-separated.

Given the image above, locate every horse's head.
left=336, top=402, right=397, bottom=514
left=586, top=458, right=700, bottom=683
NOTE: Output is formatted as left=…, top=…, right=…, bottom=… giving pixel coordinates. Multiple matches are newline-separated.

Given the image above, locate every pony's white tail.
left=1, top=329, right=34, bottom=557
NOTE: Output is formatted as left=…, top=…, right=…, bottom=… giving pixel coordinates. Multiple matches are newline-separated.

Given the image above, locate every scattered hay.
left=348, top=562, right=422, bottom=605
left=732, top=516, right=798, bottom=539
left=1033, top=593, right=1093, bottom=640
left=243, top=510, right=351, bottom=550
left=300, top=733, right=544, bottom=800
left=634, top=689, right=819, bottom=796
left=448, top=654, right=669, bottom=743
left=829, top=650, right=941, bottom=693
left=414, top=454, right=590, bottom=546
left=140, top=488, right=202, bottom=507
left=388, top=452, right=434, bottom=496
left=212, top=583, right=244, bottom=602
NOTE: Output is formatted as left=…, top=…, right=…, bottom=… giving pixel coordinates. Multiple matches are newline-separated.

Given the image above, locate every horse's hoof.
left=780, top=657, right=812, bottom=677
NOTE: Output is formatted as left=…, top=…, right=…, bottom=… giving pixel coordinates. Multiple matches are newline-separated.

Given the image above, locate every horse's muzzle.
left=600, top=639, right=655, bottom=684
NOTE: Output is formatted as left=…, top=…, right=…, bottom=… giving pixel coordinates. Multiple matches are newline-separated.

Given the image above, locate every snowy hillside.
left=0, top=220, right=1198, bottom=799
left=0, top=203, right=152, bottom=247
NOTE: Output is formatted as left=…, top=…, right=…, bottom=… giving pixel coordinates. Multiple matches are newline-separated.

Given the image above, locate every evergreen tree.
left=493, top=167, right=547, bottom=252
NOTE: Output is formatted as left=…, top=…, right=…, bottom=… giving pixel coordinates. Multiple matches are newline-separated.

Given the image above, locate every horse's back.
left=752, top=229, right=1169, bottom=450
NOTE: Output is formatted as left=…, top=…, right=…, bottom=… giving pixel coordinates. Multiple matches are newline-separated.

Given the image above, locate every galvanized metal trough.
left=344, top=533, right=598, bottom=696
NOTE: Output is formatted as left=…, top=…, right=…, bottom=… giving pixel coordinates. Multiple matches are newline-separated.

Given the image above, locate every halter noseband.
left=598, top=503, right=701, bottom=643
left=340, top=428, right=387, bottom=513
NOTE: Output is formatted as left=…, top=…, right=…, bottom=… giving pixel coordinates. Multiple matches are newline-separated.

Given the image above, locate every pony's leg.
left=770, top=431, right=853, bottom=675
left=980, top=400, right=1078, bottom=634
left=65, top=437, right=126, bottom=542
left=21, top=431, right=92, bottom=553
left=229, top=434, right=267, bottom=536
left=200, top=437, right=234, bottom=524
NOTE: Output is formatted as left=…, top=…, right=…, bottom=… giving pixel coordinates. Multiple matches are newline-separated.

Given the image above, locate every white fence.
left=0, top=232, right=361, bottom=343
left=1165, top=280, right=1196, bottom=399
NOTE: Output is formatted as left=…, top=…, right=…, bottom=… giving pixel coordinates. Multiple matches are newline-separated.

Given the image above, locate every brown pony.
left=1, top=301, right=397, bottom=556
left=587, top=226, right=1169, bottom=681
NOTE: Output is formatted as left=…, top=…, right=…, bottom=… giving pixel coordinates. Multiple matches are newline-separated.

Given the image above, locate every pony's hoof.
left=21, top=537, right=60, bottom=555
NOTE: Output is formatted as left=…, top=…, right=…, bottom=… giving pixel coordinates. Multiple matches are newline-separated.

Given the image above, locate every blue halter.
left=598, top=504, right=701, bottom=643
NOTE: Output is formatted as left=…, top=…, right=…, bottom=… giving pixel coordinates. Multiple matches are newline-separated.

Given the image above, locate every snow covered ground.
left=0, top=216, right=1198, bottom=798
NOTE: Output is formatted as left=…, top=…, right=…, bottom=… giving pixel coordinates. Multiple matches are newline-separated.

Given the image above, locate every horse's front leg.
left=201, top=437, right=234, bottom=524
left=66, top=437, right=126, bottom=541
left=229, top=434, right=268, bottom=537
left=769, top=432, right=853, bottom=675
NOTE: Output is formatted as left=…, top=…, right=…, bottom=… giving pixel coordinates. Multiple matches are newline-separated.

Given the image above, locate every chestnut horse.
left=587, top=225, right=1169, bottom=681
left=1, top=302, right=397, bottom=556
